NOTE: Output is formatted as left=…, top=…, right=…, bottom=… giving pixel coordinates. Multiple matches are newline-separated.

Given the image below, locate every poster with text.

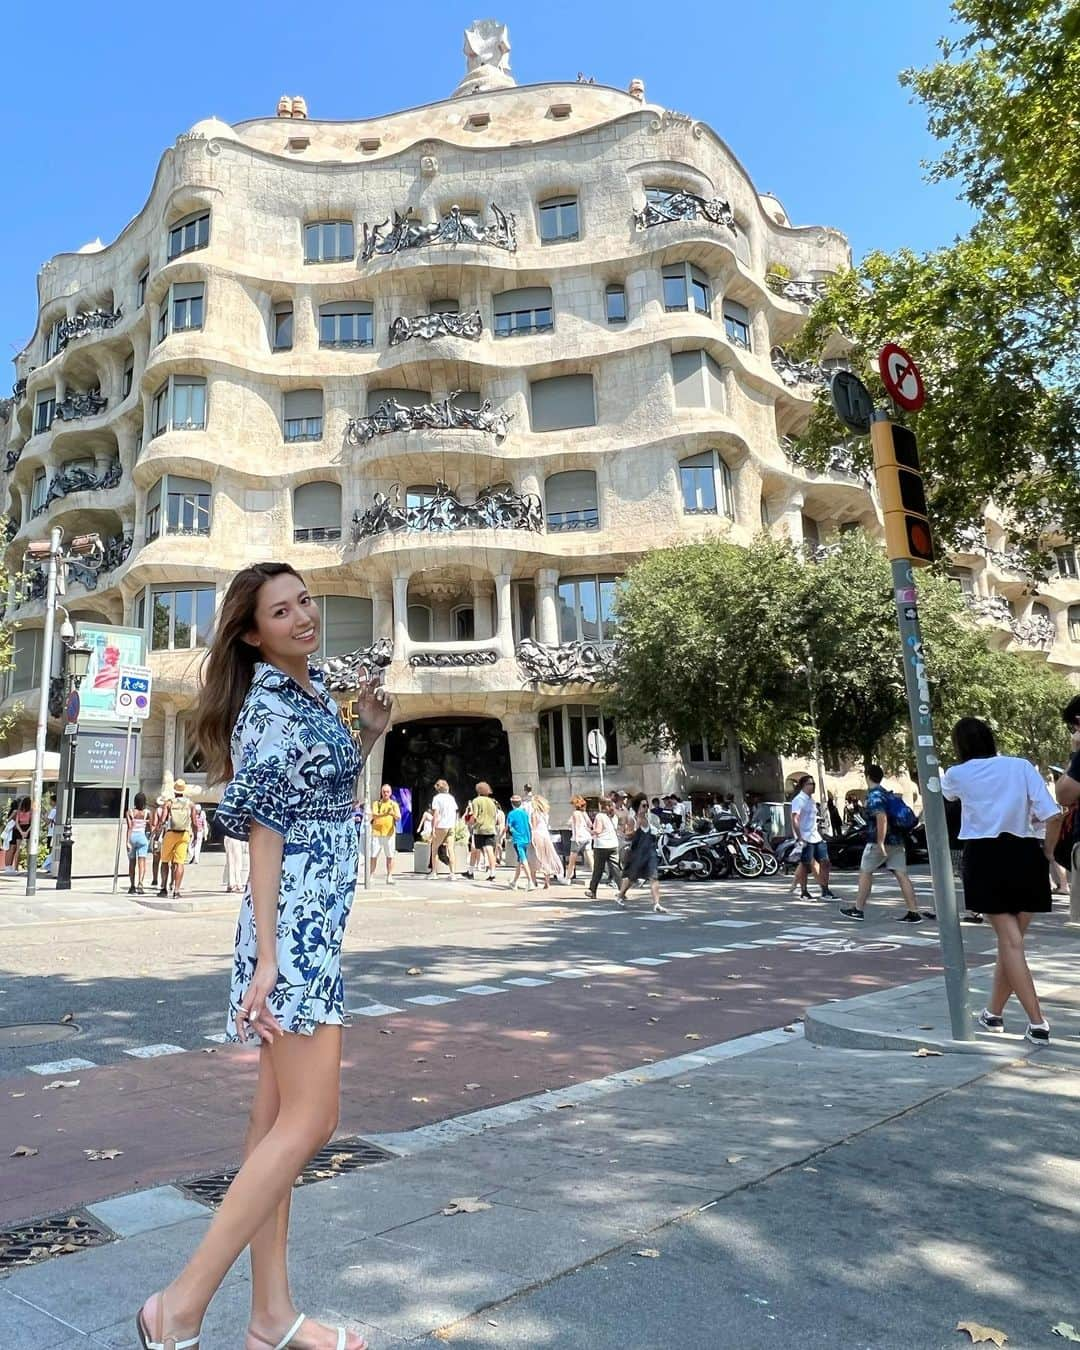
left=75, top=624, right=146, bottom=724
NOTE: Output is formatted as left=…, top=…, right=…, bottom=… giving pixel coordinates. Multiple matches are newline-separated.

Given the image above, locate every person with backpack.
left=158, top=779, right=194, bottom=900
left=840, top=765, right=924, bottom=922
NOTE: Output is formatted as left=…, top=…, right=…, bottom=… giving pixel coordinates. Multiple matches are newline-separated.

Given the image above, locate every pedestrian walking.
left=791, top=775, right=836, bottom=900
left=42, top=792, right=57, bottom=873
left=494, top=801, right=507, bottom=862
left=150, top=796, right=169, bottom=891
left=505, top=793, right=536, bottom=890
left=1, top=800, right=17, bottom=872
left=463, top=782, right=499, bottom=881
left=1053, top=693, right=1080, bottom=925
left=584, top=796, right=622, bottom=898
left=158, top=780, right=194, bottom=900
left=222, top=831, right=250, bottom=894
left=615, top=794, right=667, bottom=912
left=839, top=766, right=923, bottom=923
left=429, top=779, right=458, bottom=878
left=4, top=797, right=31, bottom=872
left=189, top=800, right=207, bottom=864
left=369, top=783, right=401, bottom=884
left=566, top=796, right=593, bottom=882
left=942, top=716, right=1061, bottom=1044
left=136, top=561, right=384, bottom=1350
left=528, top=793, right=564, bottom=887
left=125, top=792, right=151, bottom=895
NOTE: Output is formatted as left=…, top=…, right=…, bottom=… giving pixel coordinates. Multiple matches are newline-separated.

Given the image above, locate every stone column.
left=391, top=574, right=410, bottom=660
left=494, top=570, right=513, bottom=658
left=503, top=712, right=540, bottom=794
left=371, top=583, right=393, bottom=643
left=536, top=567, right=560, bottom=646
left=778, top=489, right=805, bottom=547
left=472, top=579, right=494, bottom=640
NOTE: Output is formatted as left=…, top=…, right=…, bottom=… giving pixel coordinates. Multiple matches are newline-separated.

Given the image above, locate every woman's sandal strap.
left=271, top=1313, right=307, bottom=1350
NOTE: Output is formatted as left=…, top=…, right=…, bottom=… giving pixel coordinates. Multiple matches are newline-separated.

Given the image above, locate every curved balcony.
left=31, top=460, right=122, bottom=520
left=345, top=391, right=513, bottom=448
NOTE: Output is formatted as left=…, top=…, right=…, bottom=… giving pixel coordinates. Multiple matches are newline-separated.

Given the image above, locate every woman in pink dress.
left=528, top=794, right=565, bottom=887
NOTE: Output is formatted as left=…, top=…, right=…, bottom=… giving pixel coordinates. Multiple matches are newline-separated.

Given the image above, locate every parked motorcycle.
left=655, top=827, right=727, bottom=880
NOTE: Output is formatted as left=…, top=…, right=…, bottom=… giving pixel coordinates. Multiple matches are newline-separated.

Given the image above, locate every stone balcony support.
left=536, top=567, right=560, bottom=646
left=502, top=711, right=540, bottom=794
left=494, top=570, right=514, bottom=659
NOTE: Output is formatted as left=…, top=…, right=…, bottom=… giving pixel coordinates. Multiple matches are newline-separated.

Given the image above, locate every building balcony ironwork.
left=66, top=532, right=134, bottom=590
left=389, top=310, right=483, bottom=345
left=54, top=390, right=108, bottom=422
left=965, top=593, right=1056, bottom=648
left=408, top=648, right=499, bottom=669
left=770, top=346, right=829, bottom=390
left=547, top=508, right=599, bottom=533
left=361, top=203, right=516, bottom=262
left=55, top=308, right=122, bottom=350
left=351, top=480, right=542, bottom=541
left=13, top=378, right=27, bottom=402
left=765, top=274, right=829, bottom=305
left=346, top=392, right=513, bottom=446
left=34, top=460, right=122, bottom=516
left=633, top=189, right=736, bottom=235
left=516, top=638, right=616, bottom=686
left=320, top=637, right=393, bottom=692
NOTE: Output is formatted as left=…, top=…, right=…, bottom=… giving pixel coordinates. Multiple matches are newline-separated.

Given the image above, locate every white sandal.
left=269, top=1313, right=361, bottom=1350
left=135, top=1303, right=200, bottom=1350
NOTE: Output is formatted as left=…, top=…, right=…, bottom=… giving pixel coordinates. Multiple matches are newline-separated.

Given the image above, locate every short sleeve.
left=1025, top=761, right=1060, bottom=824
left=941, top=768, right=959, bottom=801
left=214, top=703, right=299, bottom=841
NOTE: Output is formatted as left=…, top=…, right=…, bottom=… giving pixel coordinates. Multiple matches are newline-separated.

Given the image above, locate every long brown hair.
left=193, top=562, right=305, bottom=784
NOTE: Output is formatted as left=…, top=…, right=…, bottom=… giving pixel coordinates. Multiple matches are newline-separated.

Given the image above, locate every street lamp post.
left=797, top=653, right=830, bottom=833
left=54, top=639, right=93, bottom=890
left=23, top=529, right=103, bottom=896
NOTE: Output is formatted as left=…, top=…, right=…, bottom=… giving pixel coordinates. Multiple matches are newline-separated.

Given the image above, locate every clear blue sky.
left=2, top=0, right=970, bottom=366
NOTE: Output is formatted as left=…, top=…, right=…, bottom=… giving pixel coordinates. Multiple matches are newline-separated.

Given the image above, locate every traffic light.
left=870, top=420, right=934, bottom=566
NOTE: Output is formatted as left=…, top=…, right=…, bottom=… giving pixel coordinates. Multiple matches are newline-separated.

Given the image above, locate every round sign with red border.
left=879, top=343, right=926, bottom=412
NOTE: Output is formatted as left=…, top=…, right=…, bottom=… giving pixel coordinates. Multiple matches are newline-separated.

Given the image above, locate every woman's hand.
left=351, top=676, right=393, bottom=746
left=236, top=958, right=283, bottom=1044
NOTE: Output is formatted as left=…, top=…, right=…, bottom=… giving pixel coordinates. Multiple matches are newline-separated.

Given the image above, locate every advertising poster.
left=74, top=624, right=146, bottom=724
left=73, top=729, right=141, bottom=785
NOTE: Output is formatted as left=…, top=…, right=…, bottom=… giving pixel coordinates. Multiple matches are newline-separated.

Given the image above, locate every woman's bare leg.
left=987, top=913, right=1043, bottom=1024
left=138, top=1025, right=346, bottom=1345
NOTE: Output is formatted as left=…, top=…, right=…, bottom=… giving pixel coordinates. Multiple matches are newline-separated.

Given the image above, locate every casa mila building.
left=2, top=21, right=1078, bottom=832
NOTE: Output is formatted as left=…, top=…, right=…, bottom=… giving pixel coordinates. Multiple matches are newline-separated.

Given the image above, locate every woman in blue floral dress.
left=137, top=563, right=388, bottom=1350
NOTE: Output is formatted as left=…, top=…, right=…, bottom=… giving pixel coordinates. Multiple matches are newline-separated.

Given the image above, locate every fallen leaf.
left=410, top=1096, right=429, bottom=1103
left=10, top=1145, right=38, bottom=1157
left=441, top=1197, right=491, bottom=1216
left=555, top=1102, right=575, bottom=1110
left=42, top=1080, right=80, bottom=1091
left=726, top=1155, right=746, bottom=1164
left=914, top=1047, right=944, bottom=1058
left=1052, top=1325, right=1080, bottom=1343
left=647, top=992, right=663, bottom=999
left=84, top=1148, right=123, bottom=1161
left=685, top=1033, right=702, bottom=1041
left=407, top=967, right=423, bottom=976
left=956, top=1321, right=1008, bottom=1346
left=379, top=1028, right=393, bottom=1036
left=9, top=1092, right=26, bottom=1098
left=648, top=1017, right=660, bottom=1024
left=464, top=1082, right=482, bottom=1091
left=59, top=1011, right=75, bottom=1024
left=634, top=1248, right=660, bottom=1259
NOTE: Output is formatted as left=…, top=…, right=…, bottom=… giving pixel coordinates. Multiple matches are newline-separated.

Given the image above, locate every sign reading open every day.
left=73, top=730, right=141, bottom=786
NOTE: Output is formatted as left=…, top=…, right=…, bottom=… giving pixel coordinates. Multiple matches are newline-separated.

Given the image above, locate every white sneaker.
left=386, top=876, right=395, bottom=885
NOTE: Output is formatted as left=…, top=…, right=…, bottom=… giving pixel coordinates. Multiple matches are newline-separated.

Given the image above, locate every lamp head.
left=58, top=618, right=75, bottom=641
left=67, top=640, right=93, bottom=682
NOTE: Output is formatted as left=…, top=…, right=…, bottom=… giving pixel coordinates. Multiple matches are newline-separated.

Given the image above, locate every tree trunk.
left=727, top=728, right=746, bottom=813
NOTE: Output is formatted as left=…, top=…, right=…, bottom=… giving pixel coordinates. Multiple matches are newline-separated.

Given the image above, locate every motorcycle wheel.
left=733, top=848, right=765, bottom=879
left=683, top=850, right=715, bottom=881
left=758, top=852, right=779, bottom=877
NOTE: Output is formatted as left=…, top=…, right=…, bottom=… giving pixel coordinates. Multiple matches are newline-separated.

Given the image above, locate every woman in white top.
left=941, top=717, right=1061, bottom=1044
left=429, top=779, right=459, bottom=879
left=566, top=795, right=593, bottom=882
left=584, top=797, right=622, bottom=898
left=528, top=794, right=564, bottom=887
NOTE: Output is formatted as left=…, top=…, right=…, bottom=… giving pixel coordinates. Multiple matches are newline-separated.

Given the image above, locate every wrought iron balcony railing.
left=388, top=311, right=483, bottom=345
left=633, top=189, right=736, bottom=235
left=55, top=308, right=122, bottom=351
left=346, top=392, right=513, bottom=446
left=765, top=274, right=829, bottom=305
left=33, top=460, right=122, bottom=516
left=361, top=204, right=516, bottom=262
left=352, top=480, right=542, bottom=541
left=54, top=390, right=107, bottom=422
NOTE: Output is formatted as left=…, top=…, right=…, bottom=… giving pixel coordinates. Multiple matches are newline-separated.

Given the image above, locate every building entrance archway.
left=381, top=717, right=512, bottom=840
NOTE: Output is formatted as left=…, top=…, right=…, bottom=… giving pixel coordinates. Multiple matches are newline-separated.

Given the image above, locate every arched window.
left=407, top=604, right=432, bottom=641
left=304, top=220, right=354, bottom=263
left=493, top=286, right=553, bottom=336
left=679, top=451, right=734, bottom=519
left=545, top=470, right=599, bottom=532
left=283, top=389, right=323, bottom=442
left=1068, top=605, right=1080, bottom=642
left=316, top=595, right=373, bottom=657
left=293, top=481, right=341, bottom=542
left=167, top=210, right=210, bottom=261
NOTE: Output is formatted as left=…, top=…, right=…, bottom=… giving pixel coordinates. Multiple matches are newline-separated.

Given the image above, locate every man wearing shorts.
left=158, top=779, right=193, bottom=900
left=464, top=782, right=499, bottom=881
left=840, top=765, right=922, bottom=922
left=369, top=784, right=401, bottom=884
left=506, top=794, right=536, bottom=891
left=791, top=775, right=836, bottom=900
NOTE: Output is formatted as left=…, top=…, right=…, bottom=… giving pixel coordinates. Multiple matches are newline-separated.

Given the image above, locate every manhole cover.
left=0, top=1022, right=81, bottom=1048
left=179, top=1137, right=395, bottom=1206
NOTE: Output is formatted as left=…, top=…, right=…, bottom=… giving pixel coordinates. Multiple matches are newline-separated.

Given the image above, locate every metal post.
left=889, top=554, right=971, bottom=1040
left=362, top=755, right=371, bottom=891
left=804, top=655, right=829, bottom=833
left=110, top=717, right=135, bottom=895
left=25, top=528, right=62, bottom=895
left=597, top=750, right=606, bottom=801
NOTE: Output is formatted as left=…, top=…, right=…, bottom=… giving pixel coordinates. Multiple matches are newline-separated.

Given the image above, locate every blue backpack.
left=883, top=789, right=917, bottom=834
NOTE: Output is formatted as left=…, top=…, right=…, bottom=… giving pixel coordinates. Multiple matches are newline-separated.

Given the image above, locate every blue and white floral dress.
left=216, top=661, right=360, bottom=1040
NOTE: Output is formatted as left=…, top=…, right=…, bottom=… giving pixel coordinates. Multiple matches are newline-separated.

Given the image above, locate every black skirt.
left=961, top=834, right=1052, bottom=914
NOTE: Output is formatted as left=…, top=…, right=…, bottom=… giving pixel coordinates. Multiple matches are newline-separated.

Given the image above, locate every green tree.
left=790, top=0, right=1080, bottom=549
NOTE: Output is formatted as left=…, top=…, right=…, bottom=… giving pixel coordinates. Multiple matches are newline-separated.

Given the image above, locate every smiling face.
left=246, top=571, right=321, bottom=665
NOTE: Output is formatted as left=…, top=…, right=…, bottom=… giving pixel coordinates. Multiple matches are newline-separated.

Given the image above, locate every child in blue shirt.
left=505, top=794, right=536, bottom=891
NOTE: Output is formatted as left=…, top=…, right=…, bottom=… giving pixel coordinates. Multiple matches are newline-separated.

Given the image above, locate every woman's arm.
left=1043, top=813, right=1063, bottom=860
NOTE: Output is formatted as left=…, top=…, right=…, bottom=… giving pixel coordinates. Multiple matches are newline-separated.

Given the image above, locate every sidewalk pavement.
left=4, top=965, right=1079, bottom=1349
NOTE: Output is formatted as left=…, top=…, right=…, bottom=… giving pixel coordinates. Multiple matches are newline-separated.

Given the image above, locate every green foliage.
left=790, top=0, right=1080, bottom=550
left=606, top=533, right=1075, bottom=772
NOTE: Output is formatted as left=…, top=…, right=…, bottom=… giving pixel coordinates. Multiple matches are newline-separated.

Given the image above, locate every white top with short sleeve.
left=791, top=791, right=822, bottom=843
left=941, top=756, right=1059, bottom=840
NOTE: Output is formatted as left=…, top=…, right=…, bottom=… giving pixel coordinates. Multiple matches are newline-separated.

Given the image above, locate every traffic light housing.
left=870, top=420, right=934, bottom=566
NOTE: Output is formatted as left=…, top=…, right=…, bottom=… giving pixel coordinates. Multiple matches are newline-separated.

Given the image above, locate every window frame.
left=167, top=211, right=210, bottom=262
left=539, top=704, right=619, bottom=770
left=605, top=284, right=627, bottom=324
left=529, top=374, right=597, bottom=434
left=158, top=281, right=205, bottom=343
left=318, top=301, right=374, bottom=349
left=34, top=392, right=56, bottom=435
left=151, top=376, right=207, bottom=437
left=304, top=220, right=355, bottom=264
left=136, top=268, right=149, bottom=309
left=282, top=388, right=324, bottom=444
left=538, top=195, right=580, bottom=244
left=314, top=594, right=374, bottom=659
left=140, top=584, right=216, bottom=651
left=145, top=474, right=212, bottom=543
left=662, top=262, right=711, bottom=315
left=722, top=299, right=751, bottom=350
left=679, top=450, right=734, bottom=520
left=556, top=574, right=619, bottom=644
left=686, top=733, right=727, bottom=766
left=292, top=480, right=342, bottom=543
left=272, top=302, right=294, bottom=351
left=1068, top=604, right=1080, bottom=643
left=545, top=469, right=600, bottom=532
left=122, top=355, right=134, bottom=400
left=1054, top=545, right=1079, bottom=579
left=493, top=287, right=554, bottom=338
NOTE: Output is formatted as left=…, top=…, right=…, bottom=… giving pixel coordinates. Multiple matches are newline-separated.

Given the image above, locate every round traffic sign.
left=829, top=370, right=874, bottom=434
left=586, top=729, right=607, bottom=763
left=879, top=343, right=926, bottom=412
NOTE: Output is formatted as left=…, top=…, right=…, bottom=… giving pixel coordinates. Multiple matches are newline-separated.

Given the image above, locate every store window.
left=539, top=705, right=618, bottom=769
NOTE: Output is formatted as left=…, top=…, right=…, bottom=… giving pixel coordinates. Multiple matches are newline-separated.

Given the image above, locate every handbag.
left=1053, top=803, right=1078, bottom=870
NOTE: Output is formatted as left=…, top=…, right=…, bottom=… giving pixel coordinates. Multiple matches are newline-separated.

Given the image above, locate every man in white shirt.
left=791, top=774, right=836, bottom=900
left=429, top=778, right=459, bottom=879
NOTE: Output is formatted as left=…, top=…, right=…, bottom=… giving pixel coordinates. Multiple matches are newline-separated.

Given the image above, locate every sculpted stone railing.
left=361, top=203, right=516, bottom=262
left=320, top=638, right=393, bottom=692
left=516, top=639, right=617, bottom=686
left=408, top=649, right=499, bottom=669
left=352, top=480, right=542, bottom=541
left=346, top=392, right=513, bottom=446
left=56, top=308, right=122, bottom=349
left=765, top=274, right=829, bottom=306
left=389, top=311, right=483, bottom=345
left=965, top=593, right=1055, bottom=648
left=54, top=390, right=107, bottom=422
left=35, top=460, right=122, bottom=515
left=633, top=189, right=736, bottom=235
